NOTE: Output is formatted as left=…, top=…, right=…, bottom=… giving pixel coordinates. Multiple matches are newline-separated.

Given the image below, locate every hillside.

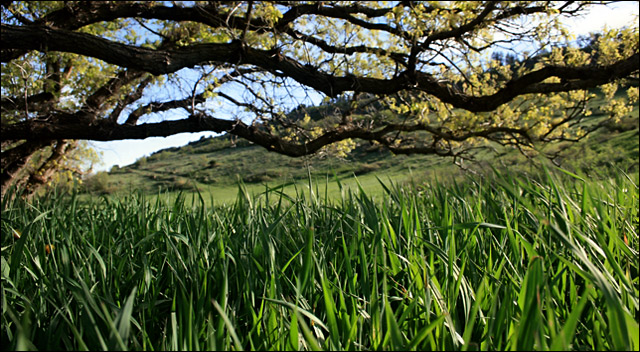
left=84, top=109, right=638, bottom=198
left=83, top=86, right=639, bottom=200
left=89, top=134, right=446, bottom=194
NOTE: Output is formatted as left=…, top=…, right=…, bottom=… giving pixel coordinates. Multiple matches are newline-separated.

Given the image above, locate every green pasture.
left=145, top=168, right=434, bottom=207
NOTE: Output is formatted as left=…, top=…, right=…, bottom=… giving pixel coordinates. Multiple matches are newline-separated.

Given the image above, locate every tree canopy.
left=1, top=1, right=638, bottom=196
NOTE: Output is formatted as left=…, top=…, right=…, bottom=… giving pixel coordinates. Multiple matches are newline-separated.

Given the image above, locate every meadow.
left=1, top=166, right=638, bottom=350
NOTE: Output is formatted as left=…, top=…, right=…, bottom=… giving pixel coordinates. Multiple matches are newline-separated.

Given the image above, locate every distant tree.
left=1, top=1, right=638, bottom=197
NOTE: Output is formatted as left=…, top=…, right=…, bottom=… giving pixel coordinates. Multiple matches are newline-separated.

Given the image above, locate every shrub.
left=354, top=162, right=380, bottom=175
left=168, top=176, right=200, bottom=191
left=136, top=156, right=148, bottom=168
left=83, top=171, right=117, bottom=194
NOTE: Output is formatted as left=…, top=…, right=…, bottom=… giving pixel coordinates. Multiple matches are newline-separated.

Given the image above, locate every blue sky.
left=89, top=2, right=639, bottom=172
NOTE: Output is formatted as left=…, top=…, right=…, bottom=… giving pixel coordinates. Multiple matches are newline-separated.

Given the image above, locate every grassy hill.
left=84, top=94, right=639, bottom=204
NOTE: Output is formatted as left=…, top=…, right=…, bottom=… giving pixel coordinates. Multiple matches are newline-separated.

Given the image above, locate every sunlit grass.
left=1, top=168, right=638, bottom=351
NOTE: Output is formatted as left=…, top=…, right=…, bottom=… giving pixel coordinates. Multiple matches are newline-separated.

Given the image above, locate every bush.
left=243, top=173, right=272, bottom=183
left=243, top=170, right=283, bottom=183
left=83, top=172, right=117, bottom=194
left=167, top=177, right=200, bottom=191
left=354, top=162, right=380, bottom=175
left=136, top=156, right=148, bottom=168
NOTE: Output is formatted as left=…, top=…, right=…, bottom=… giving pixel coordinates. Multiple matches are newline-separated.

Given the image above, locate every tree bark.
left=23, top=140, right=74, bottom=195
left=1, top=140, right=50, bottom=198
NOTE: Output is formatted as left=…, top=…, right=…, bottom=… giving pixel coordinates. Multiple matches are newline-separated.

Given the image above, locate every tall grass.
left=1, top=169, right=638, bottom=351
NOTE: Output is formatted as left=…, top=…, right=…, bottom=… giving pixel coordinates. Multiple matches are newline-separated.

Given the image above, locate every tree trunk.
left=1, top=140, right=50, bottom=199
left=24, top=140, right=75, bottom=195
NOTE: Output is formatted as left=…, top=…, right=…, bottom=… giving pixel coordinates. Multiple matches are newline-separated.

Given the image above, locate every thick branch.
left=1, top=140, right=50, bottom=196
left=84, top=69, right=146, bottom=114
left=1, top=110, right=534, bottom=159
left=3, top=116, right=237, bottom=141
left=1, top=24, right=244, bottom=74
left=3, top=23, right=637, bottom=112
left=1, top=92, right=55, bottom=111
left=24, top=140, right=73, bottom=191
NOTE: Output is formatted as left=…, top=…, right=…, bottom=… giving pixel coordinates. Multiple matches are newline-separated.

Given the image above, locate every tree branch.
left=3, top=23, right=637, bottom=112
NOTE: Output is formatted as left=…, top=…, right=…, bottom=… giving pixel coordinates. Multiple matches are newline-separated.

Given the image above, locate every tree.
left=2, top=1, right=638, bottom=197
left=1, top=138, right=100, bottom=198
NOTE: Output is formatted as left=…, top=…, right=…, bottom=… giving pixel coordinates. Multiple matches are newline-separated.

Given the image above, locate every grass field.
left=1, top=165, right=638, bottom=351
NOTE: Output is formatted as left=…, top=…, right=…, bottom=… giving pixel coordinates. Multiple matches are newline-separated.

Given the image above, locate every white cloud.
left=562, top=2, right=639, bottom=36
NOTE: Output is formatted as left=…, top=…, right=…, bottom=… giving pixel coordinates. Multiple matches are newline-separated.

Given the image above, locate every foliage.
left=41, top=140, right=102, bottom=188
left=1, top=168, right=638, bottom=350
left=1, top=1, right=638, bottom=198
left=82, top=171, right=111, bottom=194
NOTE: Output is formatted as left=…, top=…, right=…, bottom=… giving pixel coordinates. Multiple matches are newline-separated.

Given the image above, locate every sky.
left=88, top=1, right=639, bottom=173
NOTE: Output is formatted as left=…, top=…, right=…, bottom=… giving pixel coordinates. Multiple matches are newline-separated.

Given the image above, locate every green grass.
left=2, top=167, right=638, bottom=351
left=139, top=168, right=430, bottom=208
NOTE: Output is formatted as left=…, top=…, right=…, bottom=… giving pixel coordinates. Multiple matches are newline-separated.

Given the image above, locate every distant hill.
left=92, top=133, right=442, bottom=194
left=83, top=122, right=637, bottom=196
left=84, top=88, right=639, bottom=196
